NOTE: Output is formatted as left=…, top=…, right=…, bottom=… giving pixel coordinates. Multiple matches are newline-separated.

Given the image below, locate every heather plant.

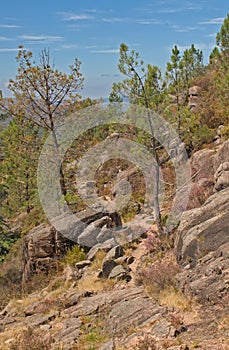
left=9, top=327, right=56, bottom=350
left=136, top=259, right=181, bottom=297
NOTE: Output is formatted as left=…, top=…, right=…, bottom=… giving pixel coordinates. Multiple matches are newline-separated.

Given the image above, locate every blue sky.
left=0, top=0, right=228, bottom=99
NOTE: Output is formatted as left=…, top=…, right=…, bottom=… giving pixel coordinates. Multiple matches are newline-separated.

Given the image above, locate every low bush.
left=62, top=244, right=86, bottom=266
left=8, top=327, right=56, bottom=350
left=135, top=259, right=181, bottom=298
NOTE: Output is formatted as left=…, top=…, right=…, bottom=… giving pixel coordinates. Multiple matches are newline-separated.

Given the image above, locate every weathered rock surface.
left=214, top=161, right=229, bottom=191
left=188, top=138, right=229, bottom=209
left=176, top=188, right=229, bottom=304
left=22, top=224, right=74, bottom=283
left=22, top=209, right=122, bottom=283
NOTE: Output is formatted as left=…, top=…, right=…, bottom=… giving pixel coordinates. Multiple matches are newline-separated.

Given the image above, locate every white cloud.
left=0, top=24, right=21, bottom=28
left=90, top=49, right=119, bottom=53
left=0, top=48, right=19, bottom=52
left=84, top=9, right=97, bottom=13
left=206, top=33, right=217, bottom=38
left=60, top=44, right=79, bottom=49
left=0, top=36, right=12, bottom=41
left=57, top=12, right=93, bottom=21
left=18, top=35, right=64, bottom=44
left=171, top=25, right=199, bottom=32
left=158, top=8, right=180, bottom=13
left=177, top=42, right=214, bottom=51
left=138, top=19, right=163, bottom=25
left=101, top=17, right=130, bottom=23
left=199, top=17, right=224, bottom=25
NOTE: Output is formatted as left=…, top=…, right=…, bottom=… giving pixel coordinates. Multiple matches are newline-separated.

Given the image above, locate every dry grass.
left=88, top=250, right=106, bottom=272
left=77, top=273, right=116, bottom=293
left=159, top=286, right=192, bottom=311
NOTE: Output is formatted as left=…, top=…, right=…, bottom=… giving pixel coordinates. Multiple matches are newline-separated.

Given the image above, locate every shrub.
left=135, top=334, right=158, bottom=350
left=62, top=244, right=86, bottom=266
left=136, top=259, right=181, bottom=298
left=9, top=327, right=55, bottom=350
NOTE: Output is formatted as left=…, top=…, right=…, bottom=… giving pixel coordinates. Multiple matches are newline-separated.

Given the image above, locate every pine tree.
left=110, top=43, right=164, bottom=234
left=2, top=46, right=84, bottom=196
left=0, top=118, right=42, bottom=215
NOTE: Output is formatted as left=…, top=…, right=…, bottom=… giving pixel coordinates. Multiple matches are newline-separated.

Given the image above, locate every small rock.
left=108, top=265, right=131, bottom=282
left=99, top=339, right=115, bottom=350
left=127, top=256, right=135, bottom=264
left=75, top=260, right=92, bottom=269
left=115, top=256, right=128, bottom=264
left=101, top=260, right=117, bottom=278
left=103, top=246, right=124, bottom=263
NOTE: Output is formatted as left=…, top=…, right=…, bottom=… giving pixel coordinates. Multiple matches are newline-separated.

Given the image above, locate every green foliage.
left=62, top=244, right=86, bottom=265
left=0, top=119, right=42, bottom=216
left=165, top=44, right=204, bottom=137
left=110, top=43, right=163, bottom=110
left=0, top=230, right=20, bottom=263
left=216, top=13, right=229, bottom=50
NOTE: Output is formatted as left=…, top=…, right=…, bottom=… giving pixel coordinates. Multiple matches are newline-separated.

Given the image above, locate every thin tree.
left=2, top=46, right=84, bottom=195
left=110, top=43, right=164, bottom=234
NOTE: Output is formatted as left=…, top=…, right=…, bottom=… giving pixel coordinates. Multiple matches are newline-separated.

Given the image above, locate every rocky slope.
left=0, top=139, right=228, bottom=350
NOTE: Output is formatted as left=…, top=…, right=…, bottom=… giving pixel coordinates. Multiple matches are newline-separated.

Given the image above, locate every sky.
left=0, top=0, right=228, bottom=99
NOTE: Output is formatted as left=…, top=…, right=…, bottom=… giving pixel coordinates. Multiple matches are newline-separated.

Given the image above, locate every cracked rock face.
left=188, top=138, right=229, bottom=209
left=175, top=188, right=229, bottom=304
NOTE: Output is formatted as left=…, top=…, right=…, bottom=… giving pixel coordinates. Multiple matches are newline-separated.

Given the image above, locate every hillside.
left=0, top=138, right=228, bottom=350
left=0, top=13, right=229, bottom=350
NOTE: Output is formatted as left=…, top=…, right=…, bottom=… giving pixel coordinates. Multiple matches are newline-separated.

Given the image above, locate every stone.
left=103, top=246, right=124, bottom=263
left=75, top=260, right=92, bottom=269
left=176, top=188, right=229, bottom=266
left=63, top=264, right=82, bottom=283
left=188, top=85, right=201, bottom=112
left=214, top=162, right=229, bottom=191
left=78, top=216, right=112, bottom=247
left=101, top=260, right=117, bottom=278
left=99, top=339, right=115, bottom=350
left=175, top=188, right=229, bottom=304
left=108, top=265, right=131, bottom=281
left=22, top=224, right=75, bottom=283
left=187, top=138, right=229, bottom=209
left=25, top=311, right=57, bottom=326
left=96, top=226, right=114, bottom=243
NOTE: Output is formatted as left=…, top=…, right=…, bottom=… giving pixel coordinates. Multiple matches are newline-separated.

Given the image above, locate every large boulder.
left=188, top=139, right=229, bottom=209
left=22, top=209, right=122, bottom=283
left=214, top=162, right=229, bottom=191
left=175, top=188, right=229, bottom=303
left=22, top=224, right=74, bottom=283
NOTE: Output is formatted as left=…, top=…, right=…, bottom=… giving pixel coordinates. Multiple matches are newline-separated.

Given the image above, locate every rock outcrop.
left=188, top=85, right=201, bottom=112
left=175, top=188, right=229, bottom=304
left=22, top=209, right=122, bottom=283
left=188, top=138, right=229, bottom=209
left=22, top=224, right=74, bottom=284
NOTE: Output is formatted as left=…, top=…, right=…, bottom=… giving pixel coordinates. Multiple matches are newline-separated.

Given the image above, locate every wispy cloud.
left=57, top=12, right=93, bottom=21
left=137, top=19, right=163, bottom=25
left=84, top=9, right=97, bottom=13
left=177, top=42, right=214, bottom=51
left=19, top=34, right=64, bottom=43
left=101, top=17, right=130, bottom=23
left=157, top=1, right=203, bottom=13
left=199, top=17, right=224, bottom=25
left=0, top=48, right=20, bottom=52
left=60, top=44, right=79, bottom=49
left=158, top=8, right=180, bottom=13
left=171, top=25, right=200, bottom=32
left=90, top=49, right=119, bottom=54
left=206, top=33, right=217, bottom=38
left=101, top=73, right=120, bottom=77
left=0, top=36, right=12, bottom=41
left=0, top=24, right=21, bottom=28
